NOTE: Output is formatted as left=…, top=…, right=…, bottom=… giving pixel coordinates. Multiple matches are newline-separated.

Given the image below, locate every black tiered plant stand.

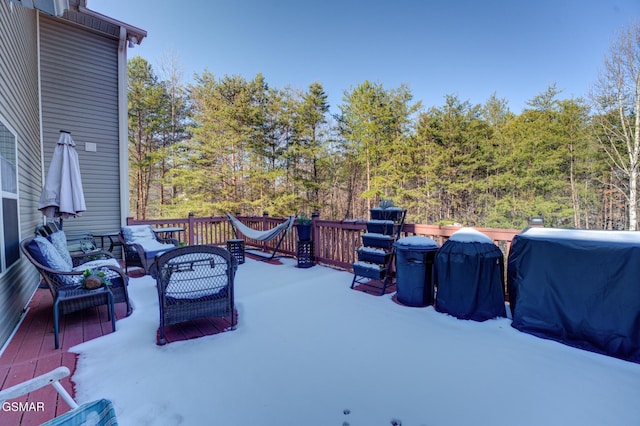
left=297, top=240, right=314, bottom=268
left=226, top=238, right=245, bottom=264
left=351, top=207, right=406, bottom=294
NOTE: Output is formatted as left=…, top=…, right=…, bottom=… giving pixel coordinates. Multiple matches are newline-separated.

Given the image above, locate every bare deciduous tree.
left=591, top=21, right=640, bottom=230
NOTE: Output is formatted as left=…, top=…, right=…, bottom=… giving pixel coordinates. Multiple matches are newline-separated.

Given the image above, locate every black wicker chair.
left=21, top=237, right=132, bottom=349
left=155, top=245, right=237, bottom=345
left=119, top=225, right=178, bottom=275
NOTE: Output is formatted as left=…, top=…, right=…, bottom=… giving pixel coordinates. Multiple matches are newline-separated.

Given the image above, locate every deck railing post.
left=188, top=212, right=195, bottom=245
left=311, top=211, right=319, bottom=243
left=126, top=216, right=134, bottom=226
left=262, top=211, right=269, bottom=253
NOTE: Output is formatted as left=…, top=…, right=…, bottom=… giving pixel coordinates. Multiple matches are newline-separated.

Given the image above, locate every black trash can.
left=393, top=236, right=439, bottom=306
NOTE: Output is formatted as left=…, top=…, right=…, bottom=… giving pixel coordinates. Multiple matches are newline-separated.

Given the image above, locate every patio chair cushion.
left=46, top=230, right=74, bottom=269
left=73, top=258, right=121, bottom=270
left=121, top=224, right=156, bottom=242
left=28, top=235, right=73, bottom=273
left=165, top=274, right=228, bottom=301
left=72, top=258, right=124, bottom=286
left=142, top=243, right=175, bottom=261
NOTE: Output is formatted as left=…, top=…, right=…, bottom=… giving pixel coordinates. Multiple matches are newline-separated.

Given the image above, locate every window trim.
left=0, top=115, right=21, bottom=275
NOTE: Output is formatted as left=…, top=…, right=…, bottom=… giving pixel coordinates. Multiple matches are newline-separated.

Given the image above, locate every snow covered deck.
left=2, top=256, right=639, bottom=425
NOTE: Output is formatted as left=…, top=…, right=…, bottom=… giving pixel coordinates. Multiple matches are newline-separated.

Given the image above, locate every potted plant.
left=296, top=213, right=313, bottom=241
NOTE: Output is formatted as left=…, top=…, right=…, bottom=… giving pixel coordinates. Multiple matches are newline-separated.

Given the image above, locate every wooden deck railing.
left=127, top=214, right=520, bottom=271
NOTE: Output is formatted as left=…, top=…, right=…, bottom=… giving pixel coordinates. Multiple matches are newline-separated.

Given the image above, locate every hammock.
left=226, top=213, right=295, bottom=260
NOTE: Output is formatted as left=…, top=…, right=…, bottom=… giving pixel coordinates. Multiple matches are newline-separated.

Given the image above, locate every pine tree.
left=127, top=56, right=167, bottom=219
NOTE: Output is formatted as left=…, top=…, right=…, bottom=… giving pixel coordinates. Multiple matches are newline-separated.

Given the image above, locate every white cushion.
left=73, top=258, right=121, bottom=271
left=122, top=225, right=156, bottom=242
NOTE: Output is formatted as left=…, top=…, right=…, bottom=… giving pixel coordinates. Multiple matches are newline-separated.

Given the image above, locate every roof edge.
left=77, top=5, right=147, bottom=45
left=78, top=5, right=147, bottom=45
left=58, top=1, right=146, bottom=46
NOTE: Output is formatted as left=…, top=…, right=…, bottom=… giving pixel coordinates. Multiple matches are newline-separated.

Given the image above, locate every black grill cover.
left=508, top=228, right=640, bottom=363
left=435, top=228, right=506, bottom=321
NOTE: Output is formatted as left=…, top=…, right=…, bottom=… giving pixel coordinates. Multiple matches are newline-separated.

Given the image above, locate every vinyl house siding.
left=39, top=16, right=122, bottom=239
left=0, top=2, right=46, bottom=349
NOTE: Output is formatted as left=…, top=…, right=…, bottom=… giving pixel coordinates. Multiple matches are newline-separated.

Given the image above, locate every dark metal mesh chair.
left=155, top=245, right=238, bottom=345
left=20, top=237, right=132, bottom=349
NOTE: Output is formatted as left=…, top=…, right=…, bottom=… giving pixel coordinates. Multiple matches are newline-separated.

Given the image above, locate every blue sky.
left=90, top=0, right=638, bottom=114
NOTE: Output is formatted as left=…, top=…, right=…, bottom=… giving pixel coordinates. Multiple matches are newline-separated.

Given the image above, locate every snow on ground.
left=71, top=258, right=640, bottom=426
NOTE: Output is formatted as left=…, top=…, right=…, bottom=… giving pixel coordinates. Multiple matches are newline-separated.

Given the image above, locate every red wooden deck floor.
left=0, top=288, right=122, bottom=425
left=0, top=279, right=236, bottom=425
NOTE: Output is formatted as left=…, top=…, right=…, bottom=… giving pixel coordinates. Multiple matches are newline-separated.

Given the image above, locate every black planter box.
left=352, top=261, right=386, bottom=280
left=370, top=207, right=404, bottom=222
left=362, top=233, right=394, bottom=250
left=357, top=247, right=391, bottom=265
left=366, top=220, right=395, bottom=235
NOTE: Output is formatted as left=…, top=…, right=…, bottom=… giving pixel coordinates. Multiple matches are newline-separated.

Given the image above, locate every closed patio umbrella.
left=38, top=130, right=86, bottom=225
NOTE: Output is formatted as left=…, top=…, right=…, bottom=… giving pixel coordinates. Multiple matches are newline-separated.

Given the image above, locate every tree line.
left=128, top=22, right=640, bottom=230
